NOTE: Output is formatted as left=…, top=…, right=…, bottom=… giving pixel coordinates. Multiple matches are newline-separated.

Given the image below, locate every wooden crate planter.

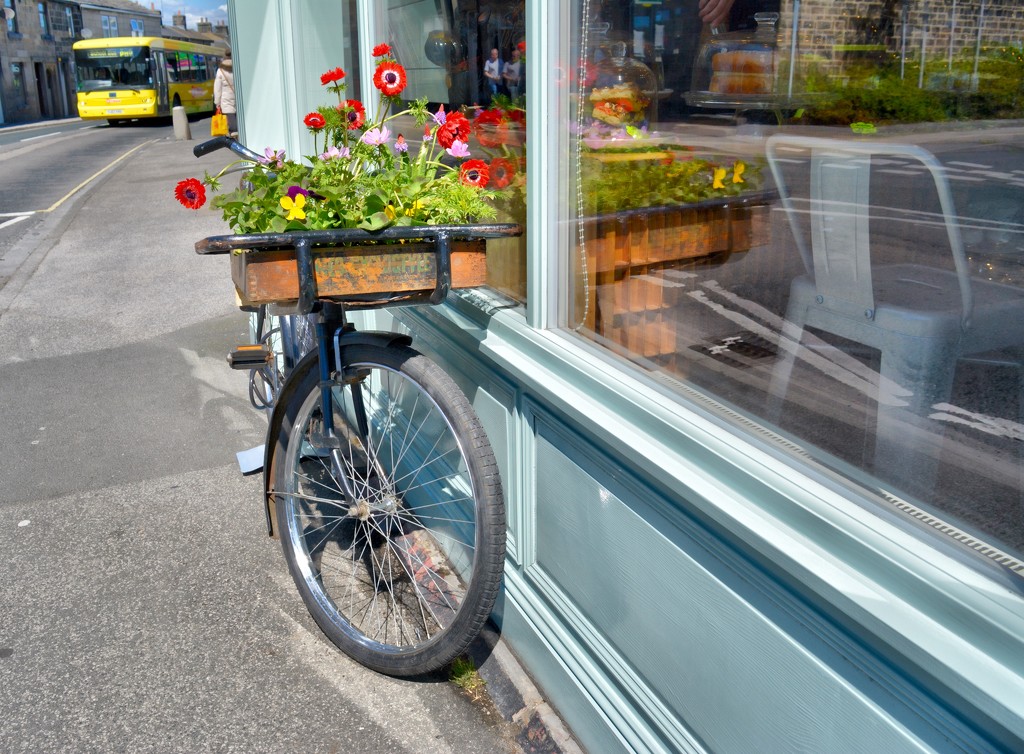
left=584, top=201, right=772, bottom=355
left=231, top=240, right=488, bottom=305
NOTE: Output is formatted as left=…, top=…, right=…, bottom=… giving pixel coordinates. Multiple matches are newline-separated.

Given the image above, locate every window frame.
left=489, top=0, right=1024, bottom=735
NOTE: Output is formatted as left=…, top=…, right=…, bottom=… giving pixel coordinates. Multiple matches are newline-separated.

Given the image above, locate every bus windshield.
left=74, top=46, right=151, bottom=90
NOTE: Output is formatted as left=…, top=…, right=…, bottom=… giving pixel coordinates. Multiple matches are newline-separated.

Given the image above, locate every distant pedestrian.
left=483, top=47, right=502, bottom=102
left=502, top=48, right=522, bottom=99
left=213, top=51, right=237, bottom=136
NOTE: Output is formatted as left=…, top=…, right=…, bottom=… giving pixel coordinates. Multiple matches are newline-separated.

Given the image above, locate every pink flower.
left=320, top=145, right=350, bottom=160
left=360, top=126, right=391, bottom=146
left=445, top=139, right=470, bottom=158
left=259, top=147, right=286, bottom=169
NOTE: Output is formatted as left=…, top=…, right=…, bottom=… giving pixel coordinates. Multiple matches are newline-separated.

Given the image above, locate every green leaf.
left=359, top=211, right=392, bottom=231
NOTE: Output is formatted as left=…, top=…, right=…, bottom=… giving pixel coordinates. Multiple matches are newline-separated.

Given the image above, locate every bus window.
left=165, top=54, right=178, bottom=82
left=72, top=46, right=149, bottom=91
left=195, top=54, right=208, bottom=81
left=176, top=52, right=194, bottom=81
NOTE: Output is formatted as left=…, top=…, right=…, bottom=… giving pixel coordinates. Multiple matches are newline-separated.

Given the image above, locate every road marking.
left=0, top=215, right=30, bottom=230
left=0, top=211, right=34, bottom=217
left=20, top=131, right=61, bottom=142
left=41, top=139, right=157, bottom=213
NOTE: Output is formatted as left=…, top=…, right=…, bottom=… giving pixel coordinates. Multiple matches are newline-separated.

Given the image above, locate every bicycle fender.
left=334, top=329, right=413, bottom=350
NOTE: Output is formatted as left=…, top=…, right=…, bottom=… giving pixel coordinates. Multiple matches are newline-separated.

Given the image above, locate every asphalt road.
left=0, top=118, right=521, bottom=753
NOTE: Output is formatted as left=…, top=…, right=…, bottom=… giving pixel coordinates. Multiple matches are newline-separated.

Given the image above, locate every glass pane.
left=567, top=0, right=1024, bottom=572
left=382, top=0, right=527, bottom=304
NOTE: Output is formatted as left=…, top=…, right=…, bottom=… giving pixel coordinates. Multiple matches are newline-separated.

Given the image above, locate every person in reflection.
left=502, top=47, right=522, bottom=99
left=483, top=47, right=503, bottom=102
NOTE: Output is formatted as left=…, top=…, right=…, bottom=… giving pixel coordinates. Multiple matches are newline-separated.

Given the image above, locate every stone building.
left=1, top=0, right=167, bottom=124
left=776, top=0, right=1024, bottom=81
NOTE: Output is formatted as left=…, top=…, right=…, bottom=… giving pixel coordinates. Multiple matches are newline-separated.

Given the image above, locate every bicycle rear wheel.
left=269, top=343, right=505, bottom=676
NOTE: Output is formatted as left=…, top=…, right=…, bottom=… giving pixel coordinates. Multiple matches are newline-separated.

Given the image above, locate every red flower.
left=372, top=43, right=392, bottom=58
left=488, top=157, right=515, bottom=189
left=373, top=61, right=408, bottom=97
left=174, top=178, right=206, bottom=210
left=303, top=111, right=326, bottom=130
left=320, top=67, right=346, bottom=85
left=338, top=99, right=365, bottom=129
left=436, top=111, right=471, bottom=149
left=460, top=159, right=489, bottom=188
left=517, top=41, right=526, bottom=53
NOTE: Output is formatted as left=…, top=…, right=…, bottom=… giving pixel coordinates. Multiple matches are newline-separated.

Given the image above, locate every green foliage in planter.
left=580, top=151, right=761, bottom=216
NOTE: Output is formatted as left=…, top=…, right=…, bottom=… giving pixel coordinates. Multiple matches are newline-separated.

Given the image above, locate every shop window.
left=381, top=0, right=527, bottom=304
left=567, top=0, right=1024, bottom=573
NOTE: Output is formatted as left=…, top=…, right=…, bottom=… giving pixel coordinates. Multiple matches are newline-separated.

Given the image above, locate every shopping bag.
left=211, top=110, right=228, bottom=137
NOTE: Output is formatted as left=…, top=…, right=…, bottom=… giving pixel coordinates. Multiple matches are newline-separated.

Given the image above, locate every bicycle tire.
left=269, top=343, right=505, bottom=676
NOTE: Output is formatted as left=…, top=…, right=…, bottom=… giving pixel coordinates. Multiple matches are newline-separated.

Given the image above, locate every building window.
left=130, top=18, right=143, bottom=37
left=4, top=0, right=17, bottom=34
left=100, top=14, right=117, bottom=37
left=64, top=6, right=74, bottom=37
left=565, top=1, right=1024, bottom=575
left=37, top=2, right=48, bottom=36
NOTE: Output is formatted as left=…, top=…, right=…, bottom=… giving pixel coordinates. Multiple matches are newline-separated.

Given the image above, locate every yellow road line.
left=41, top=138, right=158, bottom=213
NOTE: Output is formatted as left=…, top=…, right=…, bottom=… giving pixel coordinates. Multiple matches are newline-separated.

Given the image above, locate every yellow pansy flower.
left=733, top=161, right=746, bottom=184
left=280, top=193, right=306, bottom=221
left=405, top=199, right=425, bottom=217
left=712, top=167, right=727, bottom=190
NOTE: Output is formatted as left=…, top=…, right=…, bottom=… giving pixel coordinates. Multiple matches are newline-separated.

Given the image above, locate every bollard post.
left=172, top=105, right=191, bottom=141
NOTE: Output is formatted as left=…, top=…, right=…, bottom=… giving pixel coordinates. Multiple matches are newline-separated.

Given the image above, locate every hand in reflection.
left=698, top=0, right=736, bottom=28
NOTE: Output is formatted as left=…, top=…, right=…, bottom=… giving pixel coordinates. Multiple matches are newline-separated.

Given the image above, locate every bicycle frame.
left=193, top=135, right=522, bottom=534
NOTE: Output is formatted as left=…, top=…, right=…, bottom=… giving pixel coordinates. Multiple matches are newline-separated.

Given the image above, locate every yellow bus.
left=73, top=37, right=224, bottom=124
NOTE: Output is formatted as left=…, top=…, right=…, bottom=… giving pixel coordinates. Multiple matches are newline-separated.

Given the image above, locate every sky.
left=155, top=1, right=229, bottom=30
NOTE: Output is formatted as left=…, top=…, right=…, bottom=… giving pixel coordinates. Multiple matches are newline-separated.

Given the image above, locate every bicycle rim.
left=273, top=345, right=504, bottom=675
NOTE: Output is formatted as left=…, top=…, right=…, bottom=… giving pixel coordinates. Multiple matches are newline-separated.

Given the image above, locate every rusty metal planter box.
left=195, top=224, right=521, bottom=314
left=230, top=240, right=487, bottom=305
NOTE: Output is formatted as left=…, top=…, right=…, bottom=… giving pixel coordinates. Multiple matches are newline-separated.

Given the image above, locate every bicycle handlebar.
left=193, top=135, right=263, bottom=162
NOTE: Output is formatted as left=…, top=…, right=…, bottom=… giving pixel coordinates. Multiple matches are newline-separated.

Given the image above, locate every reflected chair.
left=766, top=134, right=1024, bottom=492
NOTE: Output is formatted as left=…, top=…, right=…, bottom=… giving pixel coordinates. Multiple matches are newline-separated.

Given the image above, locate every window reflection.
left=384, top=0, right=527, bottom=302
left=570, top=0, right=1024, bottom=567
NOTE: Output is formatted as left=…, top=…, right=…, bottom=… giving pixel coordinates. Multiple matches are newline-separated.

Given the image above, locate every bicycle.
left=192, top=135, right=521, bottom=676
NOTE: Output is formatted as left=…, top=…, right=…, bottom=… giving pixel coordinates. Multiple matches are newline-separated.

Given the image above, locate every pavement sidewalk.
left=1, top=126, right=581, bottom=753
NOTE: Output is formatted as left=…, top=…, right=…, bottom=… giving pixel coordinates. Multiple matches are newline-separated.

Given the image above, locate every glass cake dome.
left=687, top=13, right=782, bottom=107
left=585, top=41, right=657, bottom=128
